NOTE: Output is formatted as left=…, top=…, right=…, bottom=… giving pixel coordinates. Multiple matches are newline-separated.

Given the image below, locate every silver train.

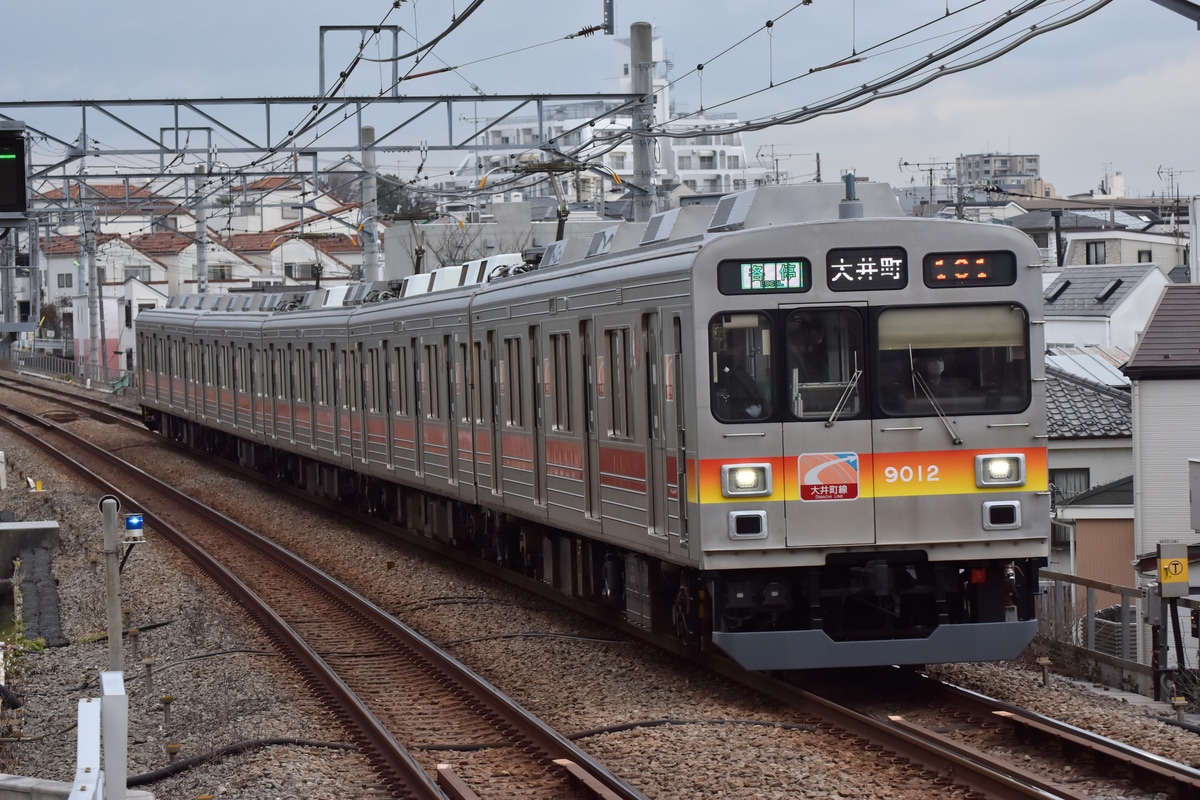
left=137, top=181, right=1050, bottom=671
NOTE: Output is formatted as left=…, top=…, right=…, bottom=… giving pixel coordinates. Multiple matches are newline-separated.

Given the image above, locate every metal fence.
left=1038, top=569, right=1200, bottom=700
left=3, top=353, right=135, bottom=395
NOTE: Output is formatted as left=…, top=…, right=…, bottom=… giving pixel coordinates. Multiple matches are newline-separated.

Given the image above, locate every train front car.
left=692, top=184, right=1048, bottom=670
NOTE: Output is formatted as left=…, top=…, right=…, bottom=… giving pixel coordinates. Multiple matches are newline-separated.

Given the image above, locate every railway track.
left=0, top=393, right=645, bottom=800
left=772, top=666, right=1200, bottom=799
left=4, top=372, right=1199, bottom=799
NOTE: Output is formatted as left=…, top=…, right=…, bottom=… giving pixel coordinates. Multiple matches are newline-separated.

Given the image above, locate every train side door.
left=663, top=314, right=688, bottom=552
left=357, top=342, right=372, bottom=465
left=529, top=325, right=546, bottom=506
left=780, top=305, right=876, bottom=547
left=581, top=320, right=600, bottom=519
left=452, top=335, right=476, bottom=499
left=443, top=334, right=459, bottom=486
left=643, top=312, right=668, bottom=541
left=595, top=315, right=649, bottom=539
left=476, top=332, right=499, bottom=498
left=412, top=337, right=425, bottom=477
left=383, top=343, right=397, bottom=470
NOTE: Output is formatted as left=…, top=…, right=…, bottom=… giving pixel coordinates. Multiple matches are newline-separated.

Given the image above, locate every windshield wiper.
left=824, top=369, right=862, bottom=428
left=912, top=369, right=963, bottom=445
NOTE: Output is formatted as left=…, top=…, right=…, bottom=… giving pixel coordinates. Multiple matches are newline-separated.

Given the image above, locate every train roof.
left=143, top=182, right=921, bottom=317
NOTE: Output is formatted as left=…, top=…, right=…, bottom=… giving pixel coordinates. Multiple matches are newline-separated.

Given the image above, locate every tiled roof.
left=38, top=233, right=121, bottom=254
left=1123, top=283, right=1200, bottom=378
left=246, top=176, right=304, bottom=191
left=220, top=232, right=280, bottom=252
left=314, top=234, right=364, bottom=253
left=1042, top=263, right=1158, bottom=317
left=1044, top=363, right=1132, bottom=440
left=41, top=183, right=179, bottom=214
left=125, top=231, right=194, bottom=255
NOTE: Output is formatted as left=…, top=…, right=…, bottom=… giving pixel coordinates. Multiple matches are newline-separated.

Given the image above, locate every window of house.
left=728, top=155, right=740, bottom=169
left=699, top=155, right=715, bottom=169
left=1049, top=468, right=1090, bottom=506
left=1137, top=250, right=1152, bottom=263
left=678, top=156, right=692, bottom=170
left=208, top=264, right=233, bottom=281
left=285, top=262, right=316, bottom=280
left=1086, top=241, right=1106, bottom=265
left=57, top=273, right=73, bottom=288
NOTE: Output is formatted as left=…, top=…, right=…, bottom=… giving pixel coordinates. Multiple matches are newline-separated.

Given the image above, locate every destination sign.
left=717, top=259, right=812, bottom=294
left=826, top=247, right=908, bottom=291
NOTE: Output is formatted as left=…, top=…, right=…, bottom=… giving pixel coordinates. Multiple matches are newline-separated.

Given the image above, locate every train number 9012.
left=883, top=464, right=940, bottom=483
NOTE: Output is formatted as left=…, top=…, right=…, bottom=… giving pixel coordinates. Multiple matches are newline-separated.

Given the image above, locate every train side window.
left=393, top=346, right=409, bottom=416
left=332, top=347, right=343, bottom=410
left=273, top=348, right=284, bottom=400
left=315, top=348, right=328, bottom=406
left=606, top=327, right=633, bottom=438
left=550, top=332, right=571, bottom=432
left=368, top=347, right=383, bottom=413
left=424, top=343, right=441, bottom=419
left=709, top=312, right=773, bottom=423
left=504, top=337, right=523, bottom=428
left=472, top=341, right=486, bottom=425
left=346, top=349, right=360, bottom=412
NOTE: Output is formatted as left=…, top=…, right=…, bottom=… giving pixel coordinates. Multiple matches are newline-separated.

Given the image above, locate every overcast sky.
left=6, top=0, right=1197, bottom=199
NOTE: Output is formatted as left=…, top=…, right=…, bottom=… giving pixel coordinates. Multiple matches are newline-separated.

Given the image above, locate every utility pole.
left=899, top=158, right=957, bottom=217
left=631, top=22, right=655, bottom=223
left=84, top=213, right=100, bottom=378
left=755, top=146, right=816, bottom=184
left=361, top=125, right=380, bottom=282
left=194, top=166, right=208, bottom=294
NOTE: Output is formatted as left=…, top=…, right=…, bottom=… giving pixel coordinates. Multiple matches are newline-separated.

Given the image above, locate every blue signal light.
left=124, top=514, right=144, bottom=532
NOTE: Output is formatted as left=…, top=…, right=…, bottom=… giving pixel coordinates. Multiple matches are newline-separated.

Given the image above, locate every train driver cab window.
left=877, top=304, right=1030, bottom=417
left=710, top=312, right=773, bottom=422
left=784, top=308, right=864, bottom=421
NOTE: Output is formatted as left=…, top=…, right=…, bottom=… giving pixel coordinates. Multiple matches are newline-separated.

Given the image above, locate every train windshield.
left=876, top=304, right=1030, bottom=416
left=784, top=308, right=864, bottom=421
left=709, top=303, right=1030, bottom=423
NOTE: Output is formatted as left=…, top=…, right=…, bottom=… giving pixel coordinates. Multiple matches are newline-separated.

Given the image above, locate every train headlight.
left=721, top=463, right=772, bottom=497
left=975, top=454, right=1025, bottom=487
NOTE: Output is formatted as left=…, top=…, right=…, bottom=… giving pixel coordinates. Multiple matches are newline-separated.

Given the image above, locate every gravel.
left=0, top=387, right=1198, bottom=799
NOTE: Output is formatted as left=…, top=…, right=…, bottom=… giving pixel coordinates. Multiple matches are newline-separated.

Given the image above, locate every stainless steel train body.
left=137, top=183, right=1050, bottom=671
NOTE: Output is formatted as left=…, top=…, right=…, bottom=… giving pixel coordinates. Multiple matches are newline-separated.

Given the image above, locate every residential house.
left=36, top=181, right=186, bottom=238
left=1051, top=475, right=1135, bottom=609
left=1041, top=263, right=1172, bottom=351
left=1122, top=284, right=1200, bottom=557
left=1045, top=363, right=1133, bottom=503
left=1008, top=206, right=1187, bottom=272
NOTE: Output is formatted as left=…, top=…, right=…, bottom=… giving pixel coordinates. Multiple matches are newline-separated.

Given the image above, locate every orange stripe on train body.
left=692, top=447, right=1048, bottom=503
